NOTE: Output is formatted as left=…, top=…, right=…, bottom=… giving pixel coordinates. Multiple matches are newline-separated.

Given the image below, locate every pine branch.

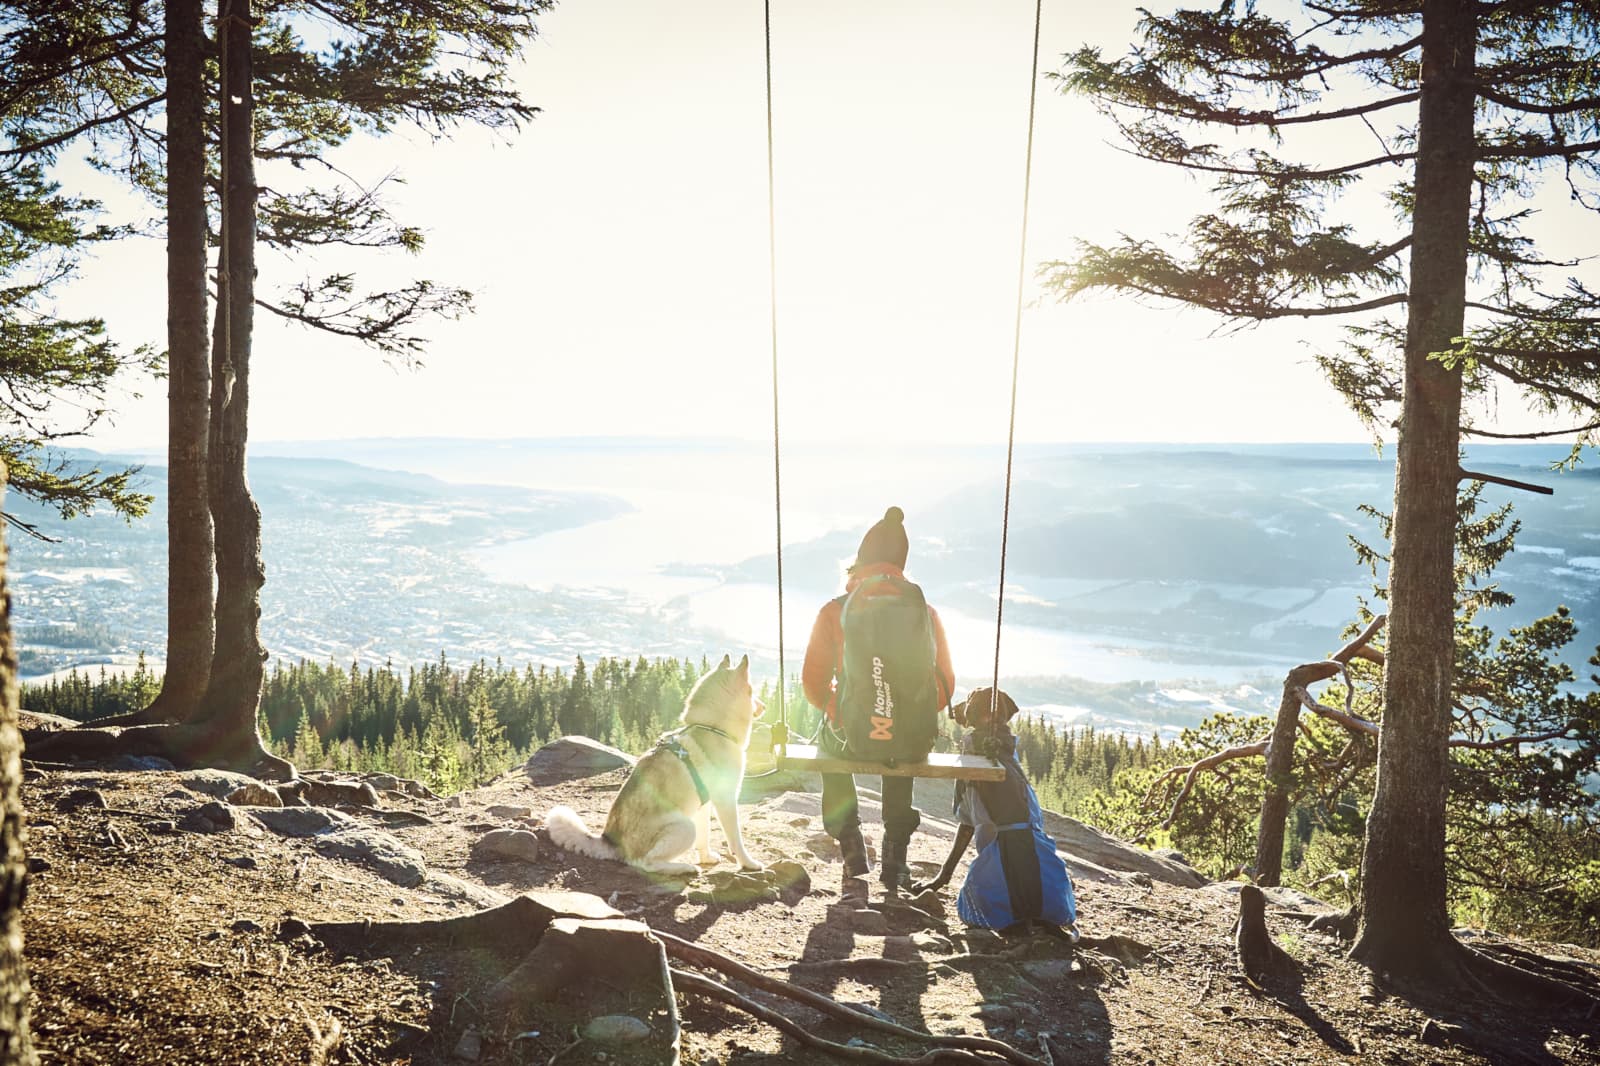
left=1115, top=143, right=1416, bottom=181
left=1474, top=84, right=1600, bottom=116
left=2, top=94, right=165, bottom=158
left=1462, top=419, right=1600, bottom=439
left=1478, top=136, right=1600, bottom=161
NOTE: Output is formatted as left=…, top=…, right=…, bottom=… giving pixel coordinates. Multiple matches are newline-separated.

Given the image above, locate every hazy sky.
left=62, top=0, right=1591, bottom=451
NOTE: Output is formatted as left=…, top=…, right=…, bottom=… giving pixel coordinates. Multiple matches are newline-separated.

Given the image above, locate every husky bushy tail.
left=545, top=806, right=617, bottom=859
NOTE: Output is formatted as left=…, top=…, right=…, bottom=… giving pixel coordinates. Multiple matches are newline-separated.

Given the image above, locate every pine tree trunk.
left=144, top=0, right=213, bottom=726
left=1351, top=0, right=1476, bottom=984
left=196, top=0, right=283, bottom=775
left=0, top=464, right=38, bottom=1066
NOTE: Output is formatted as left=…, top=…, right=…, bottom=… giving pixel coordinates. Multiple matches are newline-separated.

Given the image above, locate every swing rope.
left=992, top=0, right=1045, bottom=708
left=766, top=0, right=1045, bottom=745
left=763, top=0, right=788, bottom=743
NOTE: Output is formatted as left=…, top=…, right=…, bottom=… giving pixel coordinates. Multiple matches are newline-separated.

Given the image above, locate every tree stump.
left=1236, top=884, right=1299, bottom=990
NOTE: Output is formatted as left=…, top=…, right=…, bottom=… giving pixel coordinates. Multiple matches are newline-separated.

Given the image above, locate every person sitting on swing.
left=801, top=506, right=955, bottom=897
left=909, top=687, right=1078, bottom=938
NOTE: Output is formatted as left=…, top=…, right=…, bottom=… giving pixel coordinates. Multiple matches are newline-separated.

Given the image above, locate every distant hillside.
left=8, top=453, right=639, bottom=676
left=10, top=442, right=1599, bottom=702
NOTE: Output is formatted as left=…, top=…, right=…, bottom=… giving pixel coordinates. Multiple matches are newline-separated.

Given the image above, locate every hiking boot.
left=880, top=837, right=911, bottom=896
left=838, top=825, right=871, bottom=879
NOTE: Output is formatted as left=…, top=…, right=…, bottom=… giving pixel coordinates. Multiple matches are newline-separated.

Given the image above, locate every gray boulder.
left=524, top=736, right=634, bottom=781
left=300, top=779, right=381, bottom=808
left=181, top=769, right=261, bottom=799
left=313, top=827, right=427, bottom=887
left=226, top=783, right=284, bottom=808
left=179, top=802, right=236, bottom=834
left=251, top=807, right=356, bottom=838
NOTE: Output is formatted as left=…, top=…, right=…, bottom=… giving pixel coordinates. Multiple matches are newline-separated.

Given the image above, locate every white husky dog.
left=545, top=654, right=765, bottom=877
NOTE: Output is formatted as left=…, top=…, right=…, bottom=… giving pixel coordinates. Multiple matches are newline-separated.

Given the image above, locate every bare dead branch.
left=1153, top=738, right=1271, bottom=831
left=1457, top=467, right=1555, bottom=495
left=1293, top=685, right=1380, bottom=736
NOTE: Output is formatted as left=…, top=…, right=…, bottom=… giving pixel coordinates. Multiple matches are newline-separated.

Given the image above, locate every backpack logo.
left=872, top=656, right=894, bottom=719
left=869, top=716, right=894, bottom=741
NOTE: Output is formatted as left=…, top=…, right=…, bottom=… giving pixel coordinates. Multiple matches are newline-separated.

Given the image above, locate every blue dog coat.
left=954, top=733, right=1077, bottom=930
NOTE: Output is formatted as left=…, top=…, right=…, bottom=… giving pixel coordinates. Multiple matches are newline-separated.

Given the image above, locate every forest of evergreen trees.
left=22, top=655, right=1159, bottom=818
left=24, top=653, right=1595, bottom=947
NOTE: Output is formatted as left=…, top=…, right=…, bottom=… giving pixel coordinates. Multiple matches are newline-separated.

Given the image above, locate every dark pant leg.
left=821, top=772, right=861, bottom=840
left=880, top=775, right=920, bottom=843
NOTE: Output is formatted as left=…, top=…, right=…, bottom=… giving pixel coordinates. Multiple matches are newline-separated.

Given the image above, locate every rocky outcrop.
left=524, top=737, right=634, bottom=782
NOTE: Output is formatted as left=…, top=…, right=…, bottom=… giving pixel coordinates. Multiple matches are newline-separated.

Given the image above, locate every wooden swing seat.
left=774, top=743, right=1006, bottom=781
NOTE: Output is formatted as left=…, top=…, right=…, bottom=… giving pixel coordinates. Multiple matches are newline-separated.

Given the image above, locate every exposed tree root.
left=673, top=968, right=1024, bottom=1065
left=1352, top=926, right=1600, bottom=1010
left=307, top=893, right=1047, bottom=1066
left=1470, top=938, right=1600, bottom=988
left=21, top=722, right=294, bottom=781
left=656, top=931, right=1042, bottom=1066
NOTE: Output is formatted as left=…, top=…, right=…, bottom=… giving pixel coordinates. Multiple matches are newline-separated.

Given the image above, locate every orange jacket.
left=801, top=562, right=956, bottom=725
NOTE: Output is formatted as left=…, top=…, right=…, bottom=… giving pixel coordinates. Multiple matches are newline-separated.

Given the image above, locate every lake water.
left=469, top=501, right=1303, bottom=685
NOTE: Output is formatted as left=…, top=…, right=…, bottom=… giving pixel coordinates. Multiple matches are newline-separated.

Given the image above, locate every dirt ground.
left=17, top=743, right=1600, bottom=1066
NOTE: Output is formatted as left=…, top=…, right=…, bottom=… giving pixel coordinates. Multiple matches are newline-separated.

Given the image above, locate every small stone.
left=163, top=789, right=192, bottom=801
left=55, top=788, right=108, bottom=812
left=179, top=801, right=236, bottom=834
left=977, top=1004, right=1017, bottom=1026
left=180, top=769, right=260, bottom=800
left=367, top=773, right=402, bottom=792
left=473, top=829, right=540, bottom=863
left=1021, top=959, right=1074, bottom=983
left=226, top=783, right=284, bottom=808
left=301, top=779, right=381, bottom=808
left=223, top=855, right=258, bottom=869
left=231, top=919, right=263, bottom=934
left=446, top=795, right=464, bottom=809
left=148, top=820, right=179, bottom=834
left=277, top=918, right=312, bottom=941
left=452, top=1026, right=482, bottom=1061
left=25, top=857, right=50, bottom=874
left=582, top=1014, right=650, bottom=1044
left=486, top=804, right=534, bottom=820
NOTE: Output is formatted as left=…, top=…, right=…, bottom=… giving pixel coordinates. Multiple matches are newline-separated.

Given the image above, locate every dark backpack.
left=835, top=574, right=943, bottom=763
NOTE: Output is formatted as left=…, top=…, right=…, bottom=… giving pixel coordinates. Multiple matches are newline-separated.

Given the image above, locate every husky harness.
left=654, top=723, right=739, bottom=806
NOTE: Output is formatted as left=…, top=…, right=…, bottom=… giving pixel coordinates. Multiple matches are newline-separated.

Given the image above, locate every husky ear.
left=737, top=654, right=749, bottom=676
left=720, top=653, right=732, bottom=670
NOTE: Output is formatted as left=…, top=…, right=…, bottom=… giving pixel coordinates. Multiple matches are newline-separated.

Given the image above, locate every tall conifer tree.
left=1049, top=0, right=1600, bottom=992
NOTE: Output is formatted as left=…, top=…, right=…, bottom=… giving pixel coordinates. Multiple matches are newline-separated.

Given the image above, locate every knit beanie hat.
left=854, top=506, right=909, bottom=571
